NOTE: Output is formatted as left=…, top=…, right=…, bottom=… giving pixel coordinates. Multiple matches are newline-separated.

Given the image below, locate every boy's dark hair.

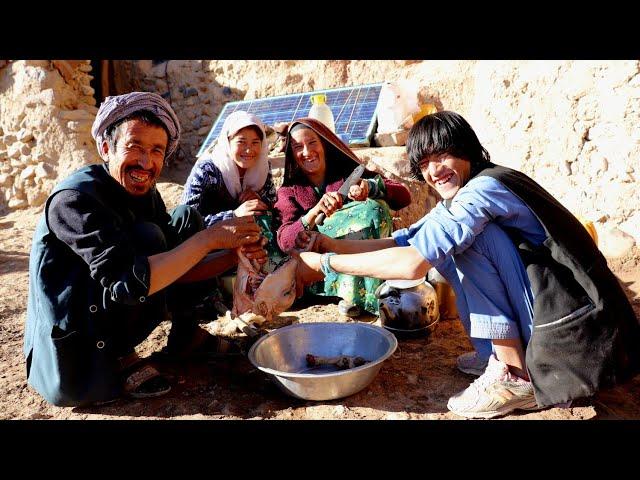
left=407, top=111, right=491, bottom=181
left=103, top=110, right=169, bottom=156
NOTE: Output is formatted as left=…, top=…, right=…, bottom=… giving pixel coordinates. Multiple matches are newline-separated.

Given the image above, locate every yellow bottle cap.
left=311, top=94, right=327, bottom=104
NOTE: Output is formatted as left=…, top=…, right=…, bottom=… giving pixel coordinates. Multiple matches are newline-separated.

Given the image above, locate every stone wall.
left=0, top=60, right=100, bottom=212
left=1, top=59, right=638, bottom=259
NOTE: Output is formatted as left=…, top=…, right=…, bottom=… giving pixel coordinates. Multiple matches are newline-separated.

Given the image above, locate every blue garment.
left=181, top=159, right=276, bottom=227
left=393, top=175, right=546, bottom=357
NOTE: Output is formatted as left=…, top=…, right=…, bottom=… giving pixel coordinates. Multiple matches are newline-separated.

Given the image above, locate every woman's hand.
left=234, top=198, right=268, bottom=217
left=314, top=191, right=343, bottom=219
left=347, top=179, right=369, bottom=201
left=295, top=230, right=333, bottom=252
left=238, top=188, right=261, bottom=204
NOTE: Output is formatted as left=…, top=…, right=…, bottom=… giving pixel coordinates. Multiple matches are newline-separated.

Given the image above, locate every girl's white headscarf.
left=202, top=111, right=269, bottom=200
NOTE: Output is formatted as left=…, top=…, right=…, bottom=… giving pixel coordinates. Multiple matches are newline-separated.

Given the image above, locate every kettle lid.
left=385, top=277, right=426, bottom=289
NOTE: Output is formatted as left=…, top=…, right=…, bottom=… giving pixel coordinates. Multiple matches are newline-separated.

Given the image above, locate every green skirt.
left=310, top=198, right=393, bottom=314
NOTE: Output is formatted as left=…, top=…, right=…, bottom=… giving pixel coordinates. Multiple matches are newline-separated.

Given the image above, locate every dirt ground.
left=2, top=200, right=640, bottom=421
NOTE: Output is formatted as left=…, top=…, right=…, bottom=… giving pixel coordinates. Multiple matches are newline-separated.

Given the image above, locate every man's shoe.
left=456, top=351, right=490, bottom=376
left=447, top=355, right=540, bottom=419
left=119, top=353, right=171, bottom=399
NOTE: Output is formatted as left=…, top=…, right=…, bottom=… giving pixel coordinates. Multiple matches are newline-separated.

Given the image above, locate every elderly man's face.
left=103, top=119, right=168, bottom=196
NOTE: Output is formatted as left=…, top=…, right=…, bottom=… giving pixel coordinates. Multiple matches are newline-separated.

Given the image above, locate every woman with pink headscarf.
left=181, top=111, right=276, bottom=226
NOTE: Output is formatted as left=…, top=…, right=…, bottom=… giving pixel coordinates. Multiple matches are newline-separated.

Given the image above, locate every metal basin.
left=248, top=322, right=397, bottom=401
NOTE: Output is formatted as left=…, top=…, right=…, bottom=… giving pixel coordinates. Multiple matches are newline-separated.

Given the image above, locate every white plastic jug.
left=308, top=94, right=336, bottom=133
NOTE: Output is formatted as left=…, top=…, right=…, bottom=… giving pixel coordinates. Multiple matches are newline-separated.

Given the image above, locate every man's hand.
left=347, top=179, right=369, bottom=201
left=206, top=216, right=261, bottom=250
left=234, top=198, right=268, bottom=217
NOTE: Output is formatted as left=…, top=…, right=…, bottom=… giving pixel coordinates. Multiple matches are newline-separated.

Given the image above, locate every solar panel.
left=196, top=82, right=384, bottom=157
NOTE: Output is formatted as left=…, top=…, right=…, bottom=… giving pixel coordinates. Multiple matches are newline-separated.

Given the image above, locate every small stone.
left=27, top=189, right=48, bottom=207
left=8, top=198, right=28, bottom=209
left=66, top=121, right=92, bottom=132
left=18, top=129, right=34, bottom=143
left=8, top=144, right=21, bottom=159
left=183, top=87, right=198, bottom=98
left=20, top=144, right=31, bottom=156
left=59, top=109, right=95, bottom=121
left=600, top=227, right=635, bottom=258
left=391, top=130, right=409, bottom=145
left=35, top=163, right=51, bottom=179
left=374, top=130, right=408, bottom=147
left=33, top=153, right=50, bottom=163
left=0, top=173, right=13, bottom=187
left=36, top=89, right=57, bottom=106
left=20, top=166, right=35, bottom=181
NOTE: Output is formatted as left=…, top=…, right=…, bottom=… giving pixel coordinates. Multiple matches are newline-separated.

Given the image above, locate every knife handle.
left=315, top=212, right=326, bottom=226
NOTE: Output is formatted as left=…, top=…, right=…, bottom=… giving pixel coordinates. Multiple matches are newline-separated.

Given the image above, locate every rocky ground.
left=2, top=180, right=640, bottom=421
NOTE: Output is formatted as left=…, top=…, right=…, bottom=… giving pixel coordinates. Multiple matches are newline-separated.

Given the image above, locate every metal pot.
left=248, top=322, right=397, bottom=401
left=375, top=277, right=439, bottom=338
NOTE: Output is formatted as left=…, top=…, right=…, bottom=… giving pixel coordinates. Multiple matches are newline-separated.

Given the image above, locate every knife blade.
left=315, top=163, right=366, bottom=226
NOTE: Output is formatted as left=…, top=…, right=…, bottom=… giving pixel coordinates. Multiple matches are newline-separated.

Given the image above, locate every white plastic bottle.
left=308, top=94, right=336, bottom=133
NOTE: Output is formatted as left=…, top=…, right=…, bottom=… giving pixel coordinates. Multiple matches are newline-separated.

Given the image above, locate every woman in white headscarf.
left=182, top=111, right=276, bottom=227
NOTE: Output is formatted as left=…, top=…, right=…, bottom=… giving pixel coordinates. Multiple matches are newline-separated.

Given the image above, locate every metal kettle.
left=375, top=277, right=439, bottom=337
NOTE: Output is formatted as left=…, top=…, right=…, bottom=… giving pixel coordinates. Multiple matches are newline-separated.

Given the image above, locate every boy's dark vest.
left=478, top=163, right=640, bottom=406
left=24, top=165, right=169, bottom=406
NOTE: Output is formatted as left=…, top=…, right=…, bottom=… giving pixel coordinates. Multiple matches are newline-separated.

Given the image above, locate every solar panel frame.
left=196, top=82, right=384, bottom=157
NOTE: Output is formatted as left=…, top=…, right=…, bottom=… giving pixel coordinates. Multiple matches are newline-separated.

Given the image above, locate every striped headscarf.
left=91, top=91, right=181, bottom=160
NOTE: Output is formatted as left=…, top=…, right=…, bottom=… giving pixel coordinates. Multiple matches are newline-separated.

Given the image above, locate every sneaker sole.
left=456, top=365, right=486, bottom=376
left=448, top=398, right=541, bottom=419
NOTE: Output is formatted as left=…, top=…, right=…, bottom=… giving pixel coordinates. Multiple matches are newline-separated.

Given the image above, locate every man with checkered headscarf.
left=24, top=92, right=266, bottom=407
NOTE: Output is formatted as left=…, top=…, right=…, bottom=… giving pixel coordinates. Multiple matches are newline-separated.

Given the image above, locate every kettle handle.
left=375, top=282, right=400, bottom=299
left=374, top=281, right=389, bottom=299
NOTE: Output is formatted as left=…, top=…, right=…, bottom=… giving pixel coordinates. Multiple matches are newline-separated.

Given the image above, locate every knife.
left=315, top=163, right=366, bottom=226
